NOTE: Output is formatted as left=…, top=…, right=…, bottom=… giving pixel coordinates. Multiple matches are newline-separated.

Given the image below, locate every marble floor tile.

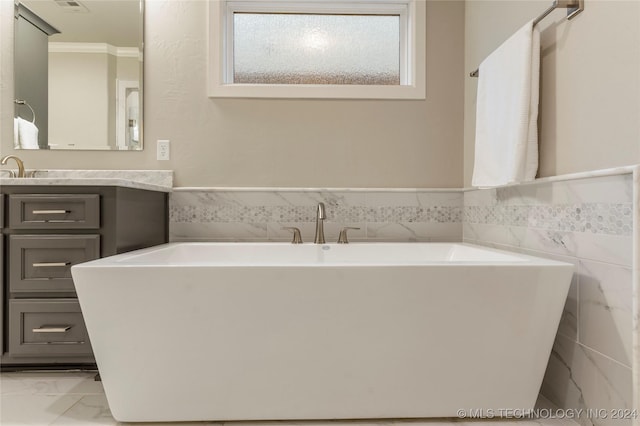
left=50, top=394, right=117, bottom=425
left=1, top=371, right=104, bottom=396
left=0, top=373, right=579, bottom=426
left=0, top=394, right=83, bottom=425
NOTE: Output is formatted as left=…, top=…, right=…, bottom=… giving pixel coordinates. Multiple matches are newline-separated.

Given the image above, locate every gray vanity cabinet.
left=8, top=194, right=101, bottom=229
left=9, top=234, right=101, bottom=293
left=1, top=185, right=168, bottom=369
left=9, top=299, right=92, bottom=357
left=0, top=195, right=4, bottom=368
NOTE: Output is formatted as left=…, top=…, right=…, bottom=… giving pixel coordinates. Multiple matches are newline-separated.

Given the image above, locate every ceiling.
left=21, top=0, right=141, bottom=47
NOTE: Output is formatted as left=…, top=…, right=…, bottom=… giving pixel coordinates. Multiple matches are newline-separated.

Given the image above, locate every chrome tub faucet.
left=314, top=202, right=326, bottom=244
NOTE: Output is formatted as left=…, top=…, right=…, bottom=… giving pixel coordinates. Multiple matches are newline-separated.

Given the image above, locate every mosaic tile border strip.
left=168, top=190, right=464, bottom=242
left=170, top=204, right=462, bottom=224
left=464, top=203, right=633, bottom=236
left=169, top=190, right=464, bottom=225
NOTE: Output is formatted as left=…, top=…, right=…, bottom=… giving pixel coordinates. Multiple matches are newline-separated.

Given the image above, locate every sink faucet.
left=314, top=202, right=326, bottom=244
left=1, top=155, right=25, bottom=177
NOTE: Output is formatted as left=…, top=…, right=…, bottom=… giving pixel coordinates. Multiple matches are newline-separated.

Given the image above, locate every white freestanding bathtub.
left=71, top=243, right=573, bottom=423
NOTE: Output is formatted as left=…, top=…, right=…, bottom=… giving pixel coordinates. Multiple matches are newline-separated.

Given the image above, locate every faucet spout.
left=1, top=155, right=25, bottom=178
left=314, top=202, right=326, bottom=244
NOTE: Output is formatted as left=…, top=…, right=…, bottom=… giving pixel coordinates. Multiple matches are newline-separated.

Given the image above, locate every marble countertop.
left=0, top=177, right=171, bottom=192
left=0, top=170, right=173, bottom=192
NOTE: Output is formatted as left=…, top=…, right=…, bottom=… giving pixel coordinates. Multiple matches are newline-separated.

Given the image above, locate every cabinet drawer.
left=9, top=194, right=100, bottom=229
left=9, top=235, right=100, bottom=294
left=8, top=299, right=92, bottom=357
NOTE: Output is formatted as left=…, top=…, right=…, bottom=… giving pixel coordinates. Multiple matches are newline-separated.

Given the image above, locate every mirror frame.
left=138, top=0, right=144, bottom=151
left=13, top=0, right=144, bottom=151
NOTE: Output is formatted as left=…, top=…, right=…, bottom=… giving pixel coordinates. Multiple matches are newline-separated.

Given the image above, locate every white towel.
left=472, top=20, right=540, bottom=187
left=13, top=118, right=20, bottom=149
left=15, top=117, right=39, bottom=149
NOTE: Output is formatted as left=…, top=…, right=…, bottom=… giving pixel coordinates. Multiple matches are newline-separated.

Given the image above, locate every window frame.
left=208, top=0, right=425, bottom=99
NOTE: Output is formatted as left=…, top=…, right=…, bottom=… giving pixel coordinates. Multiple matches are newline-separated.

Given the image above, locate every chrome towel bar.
left=470, top=0, right=584, bottom=77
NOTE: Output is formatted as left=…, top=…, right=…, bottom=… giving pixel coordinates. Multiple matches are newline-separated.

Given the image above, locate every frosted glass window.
left=233, top=13, right=400, bottom=85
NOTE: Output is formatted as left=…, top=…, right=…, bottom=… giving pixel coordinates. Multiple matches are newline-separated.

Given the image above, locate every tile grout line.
left=48, top=394, right=86, bottom=426
left=574, top=340, right=634, bottom=371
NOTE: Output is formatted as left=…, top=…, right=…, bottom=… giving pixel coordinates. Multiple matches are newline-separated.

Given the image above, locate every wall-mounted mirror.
left=14, top=0, right=143, bottom=150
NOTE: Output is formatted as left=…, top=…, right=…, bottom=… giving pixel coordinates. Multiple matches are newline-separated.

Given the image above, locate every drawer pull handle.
left=32, top=262, right=71, bottom=268
left=32, top=220, right=76, bottom=224
left=32, top=210, right=70, bottom=215
left=32, top=325, right=72, bottom=333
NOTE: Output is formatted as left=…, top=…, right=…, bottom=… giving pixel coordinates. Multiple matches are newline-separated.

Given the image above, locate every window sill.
left=207, top=83, right=425, bottom=100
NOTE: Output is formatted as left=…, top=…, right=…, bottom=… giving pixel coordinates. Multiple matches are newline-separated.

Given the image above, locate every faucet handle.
left=282, top=227, right=303, bottom=244
left=337, top=227, right=360, bottom=244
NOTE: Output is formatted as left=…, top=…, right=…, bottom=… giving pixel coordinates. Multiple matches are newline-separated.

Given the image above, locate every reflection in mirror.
left=14, top=0, right=143, bottom=150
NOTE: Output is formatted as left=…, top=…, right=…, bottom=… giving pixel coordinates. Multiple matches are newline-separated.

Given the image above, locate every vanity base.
left=1, top=185, right=168, bottom=367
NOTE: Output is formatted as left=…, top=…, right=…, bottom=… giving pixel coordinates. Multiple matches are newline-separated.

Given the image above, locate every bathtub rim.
left=71, top=242, right=575, bottom=269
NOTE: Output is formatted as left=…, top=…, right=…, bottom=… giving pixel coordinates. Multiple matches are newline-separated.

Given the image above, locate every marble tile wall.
left=463, top=173, right=636, bottom=426
left=169, top=189, right=463, bottom=243
left=633, top=167, right=640, bottom=426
